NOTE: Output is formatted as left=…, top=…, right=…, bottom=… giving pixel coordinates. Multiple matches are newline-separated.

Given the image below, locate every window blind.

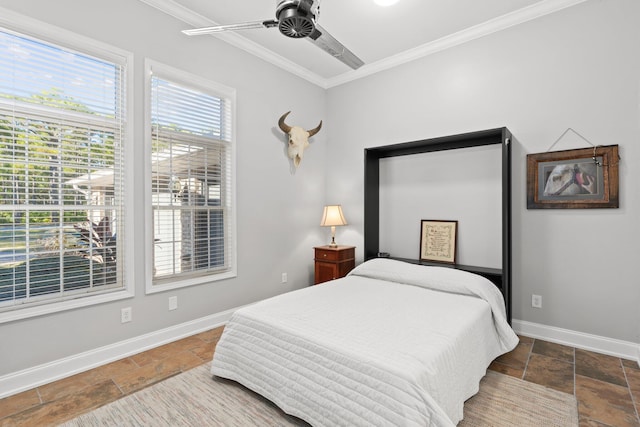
left=150, top=72, right=233, bottom=286
left=0, top=28, right=126, bottom=309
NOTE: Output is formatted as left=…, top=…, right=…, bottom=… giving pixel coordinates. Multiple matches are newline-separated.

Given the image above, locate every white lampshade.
left=320, top=205, right=347, bottom=247
left=320, top=205, right=347, bottom=227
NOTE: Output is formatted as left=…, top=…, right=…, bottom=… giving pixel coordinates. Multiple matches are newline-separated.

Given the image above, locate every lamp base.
left=328, top=226, right=338, bottom=247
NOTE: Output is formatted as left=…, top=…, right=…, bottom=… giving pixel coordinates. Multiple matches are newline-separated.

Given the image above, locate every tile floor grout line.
left=621, top=362, right=640, bottom=423
left=572, top=346, right=576, bottom=397
left=111, top=377, right=127, bottom=397
left=129, top=356, right=143, bottom=369
left=521, top=338, right=534, bottom=380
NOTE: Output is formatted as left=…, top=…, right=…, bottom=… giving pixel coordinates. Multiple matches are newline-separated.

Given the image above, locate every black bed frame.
left=364, top=128, right=513, bottom=324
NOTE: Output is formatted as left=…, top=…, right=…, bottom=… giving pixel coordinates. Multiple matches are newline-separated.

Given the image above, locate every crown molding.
left=138, top=0, right=326, bottom=87
left=325, top=0, right=589, bottom=88
left=141, top=0, right=588, bottom=89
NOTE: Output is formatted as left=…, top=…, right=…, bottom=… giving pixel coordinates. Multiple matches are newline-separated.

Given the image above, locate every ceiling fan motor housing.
left=276, top=0, right=317, bottom=38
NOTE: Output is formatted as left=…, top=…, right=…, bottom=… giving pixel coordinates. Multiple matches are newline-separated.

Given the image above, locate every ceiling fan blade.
left=182, top=20, right=278, bottom=36
left=308, top=24, right=364, bottom=70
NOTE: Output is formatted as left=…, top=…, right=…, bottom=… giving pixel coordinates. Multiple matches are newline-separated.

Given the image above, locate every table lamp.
left=320, top=205, right=347, bottom=247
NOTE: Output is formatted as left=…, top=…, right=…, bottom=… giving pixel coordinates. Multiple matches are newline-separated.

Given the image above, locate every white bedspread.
left=212, top=259, right=518, bottom=426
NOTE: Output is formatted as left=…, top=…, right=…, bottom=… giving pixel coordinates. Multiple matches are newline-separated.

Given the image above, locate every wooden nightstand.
left=314, top=245, right=355, bottom=285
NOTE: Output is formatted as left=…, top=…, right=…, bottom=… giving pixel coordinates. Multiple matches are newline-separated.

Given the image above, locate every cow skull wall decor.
left=278, top=111, right=322, bottom=169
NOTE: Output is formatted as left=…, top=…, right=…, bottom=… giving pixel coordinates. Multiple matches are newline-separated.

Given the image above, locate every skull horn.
left=278, top=111, right=292, bottom=133
left=307, top=120, right=322, bottom=137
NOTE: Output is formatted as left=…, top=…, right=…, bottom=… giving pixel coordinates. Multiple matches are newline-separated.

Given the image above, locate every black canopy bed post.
left=364, top=128, right=513, bottom=323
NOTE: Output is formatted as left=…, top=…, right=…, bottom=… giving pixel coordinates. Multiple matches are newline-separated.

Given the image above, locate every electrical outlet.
left=531, top=294, right=542, bottom=308
left=169, top=296, right=178, bottom=311
left=281, top=272, right=287, bottom=284
left=121, top=307, right=132, bottom=323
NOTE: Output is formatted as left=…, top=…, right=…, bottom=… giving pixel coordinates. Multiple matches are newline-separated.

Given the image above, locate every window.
left=146, top=60, right=235, bottom=291
left=0, top=27, right=129, bottom=317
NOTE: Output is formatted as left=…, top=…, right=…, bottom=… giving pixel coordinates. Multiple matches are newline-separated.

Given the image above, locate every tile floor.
left=0, top=327, right=224, bottom=427
left=490, top=335, right=640, bottom=427
left=0, top=330, right=638, bottom=426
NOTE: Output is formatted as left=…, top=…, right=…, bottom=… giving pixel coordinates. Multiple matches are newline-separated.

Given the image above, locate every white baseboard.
left=0, top=307, right=238, bottom=399
left=513, top=319, right=640, bottom=366
left=3, top=314, right=638, bottom=399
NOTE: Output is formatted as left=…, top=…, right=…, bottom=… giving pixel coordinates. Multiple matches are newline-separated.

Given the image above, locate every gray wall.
left=0, top=0, right=328, bottom=375
left=326, top=0, right=640, bottom=343
left=379, top=145, right=503, bottom=268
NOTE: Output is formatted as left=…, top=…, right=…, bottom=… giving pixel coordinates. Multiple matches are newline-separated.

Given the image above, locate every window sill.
left=146, top=270, right=237, bottom=294
left=0, top=289, right=134, bottom=324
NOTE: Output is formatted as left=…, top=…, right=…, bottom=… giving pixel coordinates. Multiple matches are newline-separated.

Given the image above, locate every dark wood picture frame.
left=419, top=220, right=458, bottom=264
left=526, top=145, right=619, bottom=209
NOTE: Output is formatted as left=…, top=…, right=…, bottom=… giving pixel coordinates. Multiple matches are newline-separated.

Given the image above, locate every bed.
left=211, top=258, right=518, bottom=426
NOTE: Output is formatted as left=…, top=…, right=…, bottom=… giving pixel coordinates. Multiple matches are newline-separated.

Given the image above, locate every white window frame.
left=144, top=59, right=237, bottom=294
left=0, top=10, right=135, bottom=324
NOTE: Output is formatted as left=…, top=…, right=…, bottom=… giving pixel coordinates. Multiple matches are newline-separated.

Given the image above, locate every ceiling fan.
left=181, top=0, right=364, bottom=70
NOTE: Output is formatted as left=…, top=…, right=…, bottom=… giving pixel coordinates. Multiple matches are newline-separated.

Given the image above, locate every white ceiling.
left=141, top=0, right=587, bottom=88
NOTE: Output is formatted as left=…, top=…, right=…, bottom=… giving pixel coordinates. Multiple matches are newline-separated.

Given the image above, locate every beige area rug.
left=459, top=370, right=578, bottom=426
left=62, top=364, right=578, bottom=426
